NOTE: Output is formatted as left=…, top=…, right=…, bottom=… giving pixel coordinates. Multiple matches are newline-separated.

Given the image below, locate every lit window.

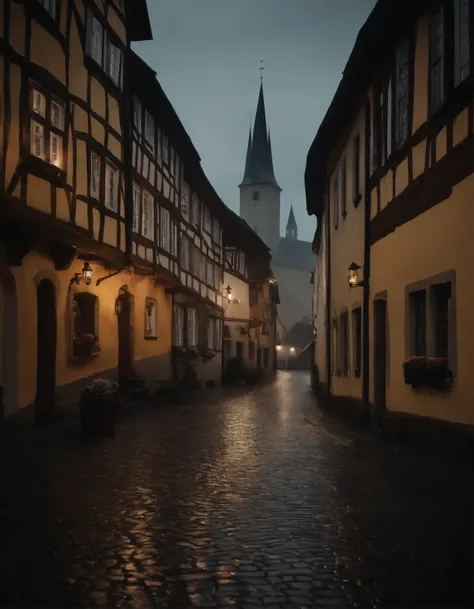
left=105, top=161, right=119, bottom=212
left=32, top=90, right=46, bottom=117
left=30, top=121, right=45, bottom=160
left=30, top=85, right=65, bottom=168
left=173, top=305, right=184, bottom=347
left=145, top=298, right=157, bottom=339
left=132, top=182, right=140, bottom=233
left=90, top=152, right=101, bottom=199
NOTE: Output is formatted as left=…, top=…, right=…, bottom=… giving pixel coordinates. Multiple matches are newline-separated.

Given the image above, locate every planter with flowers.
left=200, top=348, right=216, bottom=362
left=79, top=378, right=119, bottom=438
left=403, top=356, right=453, bottom=391
left=73, top=331, right=100, bottom=359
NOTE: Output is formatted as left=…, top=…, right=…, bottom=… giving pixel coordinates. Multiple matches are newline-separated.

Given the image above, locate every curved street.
left=0, top=371, right=471, bottom=608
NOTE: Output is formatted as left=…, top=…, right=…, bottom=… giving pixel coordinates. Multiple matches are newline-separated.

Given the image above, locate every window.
left=352, top=307, right=362, bottom=377
left=212, top=218, right=220, bottom=243
left=180, top=237, right=190, bottom=271
left=132, top=182, right=140, bottom=233
left=171, top=220, right=178, bottom=257
left=352, top=135, right=360, bottom=202
left=207, top=317, right=216, bottom=350
left=142, top=190, right=154, bottom=240
left=203, top=207, right=211, bottom=233
left=73, top=293, right=99, bottom=358
left=144, top=110, right=155, bottom=152
left=30, top=85, right=65, bottom=168
left=86, top=13, right=123, bottom=87
left=206, top=260, right=213, bottom=286
left=38, top=0, right=58, bottom=19
left=253, top=191, right=259, bottom=201
left=161, top=208, right=170, bottom=252
left=169, top=147, right=175, bottom=179
left=409, top=290, right=427, bottom=356
left=156, top=129, right=162, bottom=165
left=340, top=312, right=349, bottom=375
left=333, top=175, right=339, bottom=230
left=187, top=308, right=198, bottom=347
left=454, top=0, right=470, bottom=86
left=105, top=161, right=119, bottom=212
left=199, top=251, right=206, bottom=282
left=214, top=265, right=221, bottom=290
left=395, top=38, right=410, bottom=147
left=432, top=282, right=451, bottom=358
left=90, top=152, right=101, bottom=199
left=191, top=194, right=200, bottom=226
left=145, top=298, right=157, bottom=339
left=133, top=96, right=142, bottom=133
left=162, top=133, right=169, bottom=165
left=341, top=157, right=347, bottom=217
left=332, top=318, right=339, bottom=372
left=181, top=182, right=190, bottom=221
left=430, top=6, right=445, bottom=113
left=173, top=305, right=184, bottom=347
left=239, top=251, right=246, bottom=276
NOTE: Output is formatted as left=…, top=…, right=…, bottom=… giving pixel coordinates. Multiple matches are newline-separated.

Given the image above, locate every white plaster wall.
left=239, top=184, right=281, bottom=252
left=314, top=215, right=327, bottom=385
left=223, top=272, right=249, bottom=320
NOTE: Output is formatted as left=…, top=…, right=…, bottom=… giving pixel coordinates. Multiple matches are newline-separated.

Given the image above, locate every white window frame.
left=107, top=41, right=122, bottom=87
left=90, top=152, right=101, bottom=199
left=132, top=182, right=141, bottom=233
left=30, top=86, right=65, bottom=168
left=174, top=305, right=184, bottom=347
left=145, top=298, right=157, bottom=339
left=30, top=121, right=45, bottom=160
left=105, top=161, right=119, bottom=213
left=142, top=190, right=154, bottom=240
left=187, top=308, right=198, bottom=347
left=87, top=14, right=104, bottom=66
left=161, top=208, right=170, bottom=252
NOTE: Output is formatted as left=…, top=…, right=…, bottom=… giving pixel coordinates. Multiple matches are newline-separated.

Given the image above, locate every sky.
left=134, top=0, right=377, bottom=243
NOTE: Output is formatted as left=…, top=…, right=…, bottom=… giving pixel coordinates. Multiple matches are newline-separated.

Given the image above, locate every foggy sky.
left=134, top=0, right=377, bottom=243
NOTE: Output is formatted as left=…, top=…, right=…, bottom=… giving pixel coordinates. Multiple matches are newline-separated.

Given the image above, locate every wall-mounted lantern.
left=276, top=345, right=282, bottom=352
left=290, top=346, right=296, bottom=353
left=69, top=262, right=94, bottom=290
left=347, top=262, right=365, bottom=289
left=225, top=285, right=232, bottom=302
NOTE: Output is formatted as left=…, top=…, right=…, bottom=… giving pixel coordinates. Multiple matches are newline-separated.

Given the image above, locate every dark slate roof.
left=239, top=84, right=281, bottom=190
left=285, top=321, right=313, bottom=348
left=273, top=237, right=314, bottom=271
left=127, top=0, right=153, bottom=42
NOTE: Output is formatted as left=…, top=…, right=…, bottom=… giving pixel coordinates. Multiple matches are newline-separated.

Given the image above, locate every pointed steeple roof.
left=243, top=127, right=252, bottom=179
left=239, top=83, right=281, bottom=190
left=286, top=204, right=298, bottom=240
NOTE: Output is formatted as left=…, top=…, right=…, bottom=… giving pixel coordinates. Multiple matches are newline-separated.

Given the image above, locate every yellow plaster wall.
left=90, top=79, right=106, bottom=119
left=27, top=175, right=52, bottom=214
left=453, top=107, right=469, bottom=147
left=108, top=97, right=122, bottom=136
left=107, top=8, right=126, bottom=42
left=68, top=20, right=88, bottom=102
left=8, top=253, right=174, bottom=410
left=30, top=23, right=66, bottom=84
left=369, top=173, right=474, bottom=424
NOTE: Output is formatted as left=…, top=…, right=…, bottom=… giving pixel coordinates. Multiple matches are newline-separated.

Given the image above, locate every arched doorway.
left=116, top=286, right=133, bottom=386
left=35, top=279, right=57, bottom=425
left=0, top=269, right=18, bottom=420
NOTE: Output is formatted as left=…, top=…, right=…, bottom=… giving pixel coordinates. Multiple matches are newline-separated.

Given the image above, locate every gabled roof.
left=304, top=0, right=429, bottom=216
left=240, top=84, right=281, bottom=190
left=127, top=0, right=153, bottom=42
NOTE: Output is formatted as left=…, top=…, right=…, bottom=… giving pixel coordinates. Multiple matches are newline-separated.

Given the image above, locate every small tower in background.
left=286, top=204, right=298, bottom=240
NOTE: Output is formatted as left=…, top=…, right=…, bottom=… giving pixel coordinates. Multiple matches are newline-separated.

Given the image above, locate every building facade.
left=0, top=0, right=239, bottom=422
left=239, top=83, right=314, bottom=343
left=306, top=0, right=474, bottom=441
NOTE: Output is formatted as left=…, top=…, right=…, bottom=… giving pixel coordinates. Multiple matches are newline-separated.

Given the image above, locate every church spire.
left=243, top=127, right=252, bottom=179
left=239, top=82, right=281, bottom=190
left=286, top=204, right=298, bottom=240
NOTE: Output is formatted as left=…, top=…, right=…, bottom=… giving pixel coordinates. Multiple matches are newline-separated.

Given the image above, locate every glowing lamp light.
left=348, top=262, right=365, bottom=289
left=276, top=345, right=282, bottom=352
left=290, top=347, right=296, bottom=353
left=225, top=285, right=232, bottom=302
left=82, top=262, right=94, bottom=286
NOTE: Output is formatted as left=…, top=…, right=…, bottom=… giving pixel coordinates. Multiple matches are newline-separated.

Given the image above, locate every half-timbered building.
left=306, top=0, right=474, bottom=448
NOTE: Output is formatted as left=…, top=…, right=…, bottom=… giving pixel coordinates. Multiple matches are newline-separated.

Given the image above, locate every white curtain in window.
left=187, top=308, right=198, bottom=347
left=174, top=305, right=184, bottom=346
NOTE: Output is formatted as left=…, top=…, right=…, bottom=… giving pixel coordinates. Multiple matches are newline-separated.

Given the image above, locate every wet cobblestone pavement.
left=0, top=371, right=472, bottom=608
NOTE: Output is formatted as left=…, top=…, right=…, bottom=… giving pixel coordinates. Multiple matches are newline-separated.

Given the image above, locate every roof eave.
left=127, top=0, right=153, bottom=42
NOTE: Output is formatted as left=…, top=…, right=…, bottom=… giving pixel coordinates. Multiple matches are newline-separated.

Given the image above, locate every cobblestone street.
left=0, top=371, right=471, bottom=609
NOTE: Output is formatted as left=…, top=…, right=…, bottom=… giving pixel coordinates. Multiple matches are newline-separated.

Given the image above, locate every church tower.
left=239, top=83, right=281, bottom=253
left=286, top=205, right=298, bottom=240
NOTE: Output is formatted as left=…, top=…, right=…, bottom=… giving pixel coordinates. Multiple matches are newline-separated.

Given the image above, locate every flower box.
left=403, top=357, right=452, bottom=391
left=79, top=378, right=119, bottom=438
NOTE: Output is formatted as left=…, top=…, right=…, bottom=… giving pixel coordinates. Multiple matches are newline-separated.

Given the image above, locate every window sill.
left=25, top=155, right=67, bottom=188
left=70, top=351, right=101, bottom=365
left=144, top=336, right=158, bottom=341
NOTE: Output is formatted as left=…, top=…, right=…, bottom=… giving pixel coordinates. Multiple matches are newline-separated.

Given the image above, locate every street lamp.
left=69, top=262, right=94, bottom=289
left=347, top=262, right=365, bottom=289
left=225, top=285, right=232, bottom=303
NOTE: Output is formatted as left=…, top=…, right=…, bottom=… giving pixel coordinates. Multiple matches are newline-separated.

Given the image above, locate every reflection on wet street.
left=0, top=371, right=471, bottom=608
